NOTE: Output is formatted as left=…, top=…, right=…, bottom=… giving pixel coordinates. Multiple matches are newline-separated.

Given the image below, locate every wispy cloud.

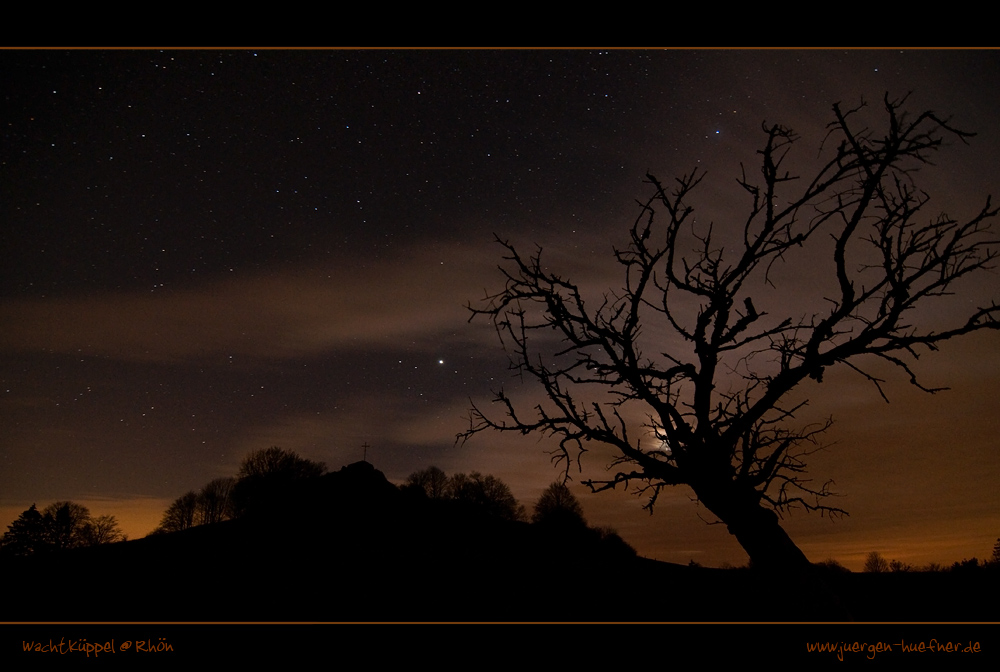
left=1, top=241, right=505, bottom=363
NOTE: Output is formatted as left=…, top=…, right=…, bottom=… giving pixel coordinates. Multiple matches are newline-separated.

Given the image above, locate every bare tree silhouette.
left=41, top=501, right=92, bottom=551
left=197, top=477, right=236, bottom=525
left=80, top=515, right=127, bottom=546
left=154, top=491, right=199, bottom=534
left=403, top=466, right=527, bottom=521
left=864, top=551, right=890, bottom=573
left=447, top=471, right=527, bottom=522
left=404, top=466, right=450, bottom=499
left=237, top=446, right=326, bottom=481
left=461, top=95, right=999, bottom=576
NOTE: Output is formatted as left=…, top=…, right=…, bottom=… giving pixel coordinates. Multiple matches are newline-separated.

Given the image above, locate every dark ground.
left=3, top=464, right=998, bottom=665
left=3, top=462, right=997, bottom=623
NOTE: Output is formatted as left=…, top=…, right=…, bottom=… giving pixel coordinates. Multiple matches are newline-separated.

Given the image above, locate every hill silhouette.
left=2, top=462, right=997, bottom=622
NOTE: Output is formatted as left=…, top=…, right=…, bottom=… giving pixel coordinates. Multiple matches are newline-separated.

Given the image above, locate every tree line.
left=862, top=542, right=1000, bottom=573
left=695, top=541, right=1000, bottom=573
left=0, top=501, right=126, bottom=557
left=3, top=447, right=634, bottom=557
left=159, top=452, right=633, bottom=549
left=403, top=465, right=635, bottom=552
left=0, top=446, right=326, bottom=556
left=151, top=446, right=326, bottom=534
left=402, top=466, right=527, bottom=522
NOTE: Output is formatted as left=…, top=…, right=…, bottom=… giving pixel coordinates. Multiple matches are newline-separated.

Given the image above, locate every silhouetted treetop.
left=197, top=477, right=236, bottom=525
left=237, top=446, right=326, bottom=481
left=153, top=491, right=199, bottom=534
left=0, top=504, right=47, bottom=557
left=449, top=471, right=527, bottom=522
left=404, top=466, right=450, bottom=499
left=42, top=501, right=91, bottom=551
left=80, top=515, right=126, bottom=546
left=403, top=466, right=526, bottom=522
left=532, top=482, right=587, bottom=528
left=233, top=447, right=327, bottom=517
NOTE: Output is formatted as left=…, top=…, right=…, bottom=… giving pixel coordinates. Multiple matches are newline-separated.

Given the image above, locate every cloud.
left=1, top=241, right=502, bottom=363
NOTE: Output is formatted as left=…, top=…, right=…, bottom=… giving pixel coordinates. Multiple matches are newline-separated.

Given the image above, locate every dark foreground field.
left=3, top=463, right=997, bottom=623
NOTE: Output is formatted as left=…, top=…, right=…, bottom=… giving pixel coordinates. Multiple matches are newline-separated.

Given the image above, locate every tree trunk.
left=703, top=488, right=810, bottom=571
left=693, top=481, right=853, bottom=620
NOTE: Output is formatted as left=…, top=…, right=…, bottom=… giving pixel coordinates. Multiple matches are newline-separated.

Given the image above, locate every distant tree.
left=888, top=559, right=913, bottom=573
left=446, top=472, right=470, bottom=497
left=532, top=482, right=587, bottom=528
left=233, top=447, right=326, bottom=516
left=0, top=504, right=48, bottom=557
left=154, top=491, right=199, bottom=534
left=864, top=551, right=890, bottom=573
left=405, top=466, right=450, bottom=499
left=991, top=538, right=1000, bottom=565
left=448, top=471, right=527, bottom=522
left=79, top=515, right=126, bottom=546
left=197, top=477, right=236, bottom=525
left=403, top=467, right=527, bottom=521
left=42, top=501, right=92, bottom=551
left=950, top=557, right=980, bottom=572
left=237, top=446, right=326, bottom=481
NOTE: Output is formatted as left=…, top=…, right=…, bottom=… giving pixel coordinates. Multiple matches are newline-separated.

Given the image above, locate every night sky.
left=3, top=49, right=999, bottom=570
